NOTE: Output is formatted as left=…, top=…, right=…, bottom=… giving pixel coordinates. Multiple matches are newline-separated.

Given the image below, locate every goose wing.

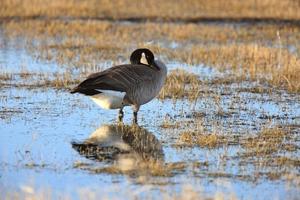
left=71, top=64, right=156, bottom=94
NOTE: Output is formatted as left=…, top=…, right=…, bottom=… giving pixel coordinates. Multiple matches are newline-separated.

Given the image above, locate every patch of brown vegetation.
left=160, top=119, right=181, bottom=129
left=240, top=127, right=295, bottom=156
left=0, top=72, right=12, bottom=81
left=274, top=156, right=300, bottom=167
left=3, top=19, right=300, bottom=93
left=168, top=44, right=300, bottom=92
left=159, top=69, right=201, bottom=101
left=1, top=0, right=300, bottom=20
left=179, top=131, right=229, bottom=148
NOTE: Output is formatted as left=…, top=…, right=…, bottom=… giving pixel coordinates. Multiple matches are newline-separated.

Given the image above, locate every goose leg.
left=118, top=108, right=124, bottom=122
left=132, top=105, right=140, bottom=124
left=133, top=111, right=138, bottom=124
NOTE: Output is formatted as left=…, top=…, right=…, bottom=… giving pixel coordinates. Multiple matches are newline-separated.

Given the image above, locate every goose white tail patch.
left=90, top=90, right=126, bottom=109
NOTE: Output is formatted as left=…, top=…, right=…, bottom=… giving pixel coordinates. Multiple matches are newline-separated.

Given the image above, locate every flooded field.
left=1, top=37, right=299, bottom=199
left=0, top=1, right=300, bottom=198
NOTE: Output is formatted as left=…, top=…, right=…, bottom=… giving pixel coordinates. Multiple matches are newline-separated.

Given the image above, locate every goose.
left=71, top=48, right=167, bottom=124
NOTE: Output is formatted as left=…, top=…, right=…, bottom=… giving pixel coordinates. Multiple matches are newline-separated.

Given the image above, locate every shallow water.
left=0, top=42, right=300, bottom=199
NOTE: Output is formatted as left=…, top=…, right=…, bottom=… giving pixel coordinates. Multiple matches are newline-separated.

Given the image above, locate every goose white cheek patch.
left=90, top=90, right=126, bottom=109
left=140, top=53, right=148, bottom=65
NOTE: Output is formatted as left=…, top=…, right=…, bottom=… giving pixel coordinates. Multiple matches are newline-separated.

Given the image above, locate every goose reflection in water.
left=72, top=124, right=164, bottom=171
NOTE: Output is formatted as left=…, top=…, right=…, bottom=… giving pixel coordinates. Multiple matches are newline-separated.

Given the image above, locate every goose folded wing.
left=76, top=64, right=156, bottom=92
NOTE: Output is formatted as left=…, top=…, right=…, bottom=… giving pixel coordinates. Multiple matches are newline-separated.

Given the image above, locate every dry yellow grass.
left=160, top=119, right=181, bottom=129
left=275, top=156, right=300, bottom=167
left=1, top=0, right=300, bottom=20
left=168, top=44, right=300, bottom=92
left=4, top=20, right=300, bottom=46
left=159, top=69, right=201, bottom=101
left=179, top=131, right=228, bottom=148
left=1, top=5, right=300, bottom=93
left=45, top=73, right=81, bottom=88
left=240, top=127, right=294, bottom=156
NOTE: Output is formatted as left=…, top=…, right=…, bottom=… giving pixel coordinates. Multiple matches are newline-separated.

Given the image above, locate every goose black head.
left=130, top=49, right=143, bottom=65
left=130, top=48, right=160, bottom=70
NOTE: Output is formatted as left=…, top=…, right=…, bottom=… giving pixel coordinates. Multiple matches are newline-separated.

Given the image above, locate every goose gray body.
left=71, top=48, right=167, bottom=124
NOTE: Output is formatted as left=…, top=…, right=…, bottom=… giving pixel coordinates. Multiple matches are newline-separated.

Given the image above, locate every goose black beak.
left=152, top=62, right=160, bottom=71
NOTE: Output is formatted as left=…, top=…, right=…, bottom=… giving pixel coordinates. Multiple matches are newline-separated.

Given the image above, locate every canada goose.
left=71, top=48, right=167, bottom=124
